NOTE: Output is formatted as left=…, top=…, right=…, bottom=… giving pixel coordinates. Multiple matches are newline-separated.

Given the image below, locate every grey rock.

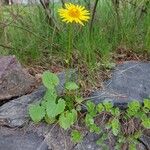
left=74, top=133, right=102, bottom=150
left=0, top=127, right=48, bottom=150
left=90, top=61, right=150, bottom=109
left=44, top=125, right=73, bottom=150
left=0, top=69, right=76, bottom=128
left=140, top=135, right=150, bottom=150
left=0, top=55, right=36, bottom=101
left=74, top=131, right=116, bottom=150
left=27, top=123, right=88, bottom=150
left=76, top=61, right=150, bottom=150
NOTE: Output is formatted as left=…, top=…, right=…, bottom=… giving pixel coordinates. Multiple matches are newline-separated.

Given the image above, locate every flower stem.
left=66, top=24, right=73, bottom=82
left=68, top=24, right=73, bottom=66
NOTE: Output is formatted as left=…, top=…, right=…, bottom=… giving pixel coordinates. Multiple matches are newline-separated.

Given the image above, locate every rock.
left=74, top=133, right=102, bottom=150
left=0, top=56, right=36, bottom=101
left=0, top=69, right=77, bottom=128
left=0, top=86, right=45, bottom=127
left=140, top=135, right=150, bottom=150
left=43, top=125, right=73, bottom=150
left=0, top=127, right=48, bottom=150
left=90, top=61, right=150, bottom=109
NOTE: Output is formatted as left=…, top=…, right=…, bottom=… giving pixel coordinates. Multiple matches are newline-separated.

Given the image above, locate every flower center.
left=69, top=8, right=80, bottom=18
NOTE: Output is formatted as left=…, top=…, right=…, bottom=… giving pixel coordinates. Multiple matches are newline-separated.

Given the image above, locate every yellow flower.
left=58, top=3, right=90, bottom=26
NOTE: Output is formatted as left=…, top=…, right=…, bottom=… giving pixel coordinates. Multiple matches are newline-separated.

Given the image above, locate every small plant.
left=29, top=71, right=150, bottom=149
left=90, top=100, right=150, bottom=150
left=29, top=71, right=81, bottom=130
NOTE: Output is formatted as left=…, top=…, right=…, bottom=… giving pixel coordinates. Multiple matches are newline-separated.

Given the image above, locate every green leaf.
left=64, top=96, right=74, bottom=110
left=142, top=117, right=150, bottom=129
left=43, top=90, right=57, bottom=102
left=29, top=104, right=45, bottom=123
left=71, top=109, right=78, bottom=122
left=97, top=103, right=104, bottom=113
left=103, top=101, right=113, bottom=112
left=129, top=143, right=137, bottom=150
left=144, top=99, right=150, bottom=110
left=114, top=144, right=122, bottom=150
left=75, top=97, right=84, bottom=104
left=65, top=82, right=79, bottom=91
left=59, top=109, right=77, bottom=130
left=128, top=101, right=141, bottom=111
left=89, top=124, right=100, bottom=133
left=111, top=118, right=120, bottom=136
left=86, top=101, right=97, bottom=117
left=44, top=114, right=56, bottom=124
left=111, top=108, right=120, bottom=116
left=127, top=100, right=141, bottom=117
left=133, top=131, right=142, bottom=139
left=42, top=71, right=59, bottom=89
left=85, top=114, right=94, bottom=126
left=142, top=107, right=149, bottom=113
left=46, top=98, right=66, bottom=118
left=71, top=130, right=83, bottom=143
left=136, top=112, right=147, bottom=121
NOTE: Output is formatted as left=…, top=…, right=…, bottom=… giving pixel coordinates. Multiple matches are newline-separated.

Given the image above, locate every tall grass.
left=0, top=0, right=150, bottom=66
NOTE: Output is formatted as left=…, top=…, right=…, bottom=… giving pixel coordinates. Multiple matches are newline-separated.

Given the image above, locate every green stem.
left=68, top=24, right=73, bottom=66
left=66, top=24, right=73, bottom=82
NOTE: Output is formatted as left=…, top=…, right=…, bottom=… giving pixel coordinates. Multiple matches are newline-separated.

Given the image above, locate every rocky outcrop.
left=0, top=56, right=36, bottom=101
left=0, top=69, right=77, bottom=128
left=91, top=61, right=150, bottom=109
left=0, top=61, right=149, bottom=150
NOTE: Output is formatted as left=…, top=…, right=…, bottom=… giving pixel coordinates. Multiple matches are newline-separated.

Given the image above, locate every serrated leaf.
left=86, top=101, right=97, bottom=117
left=46, top=98, right=66, bottom=118
left=29, top=104, right=45, bottom=123
left=136, top=111, right=147, bottom=120
left=85, top=114, right=94, bottom=126
left=111, top=108, right=120, bottom=116
left=59, top=109, right=77, bottom=130
left=71, top=109, right=78, bottom=122
left=133, top=131, right=142, bottom=139
left=42, top=71, right=59, bottom=89
left=89, top=124, right=100, bottom=133
left=111, top=118, right=120, bottom=136
left=128, top=100, right=141, bottom=111
left=44, top=114, right=56, bottom=124
left=142, top=118, right=150, bottom=129
left=143, top=107, right=149, bottom=113
left=129, top=143, right=136, bottom=150
left=71, top=130, right=83, bottom=143
left=97, top=103, right=104, bottom=113
left=144, top=99, right=150, bottom=110
left=43, top=90, right=57, bottom=102
left=103, top=101, right=113, bottom=112
left=65, top=82, right=79, bottom=91
left=127, top=100, right=141, bottom=117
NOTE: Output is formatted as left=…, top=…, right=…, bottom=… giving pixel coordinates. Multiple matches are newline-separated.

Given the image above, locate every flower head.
left=58, top=3, right=90, bottom=26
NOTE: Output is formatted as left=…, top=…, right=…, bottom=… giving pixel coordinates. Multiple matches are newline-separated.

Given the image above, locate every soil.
left=24, top=47, right=150, bottom=98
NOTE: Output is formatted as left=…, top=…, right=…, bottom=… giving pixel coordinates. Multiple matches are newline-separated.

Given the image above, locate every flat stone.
left=74, top=133, right=102, bottom=150
left=0, top=69, right=77, bottom=128
left=0, top=127, right=48, bottom=150
left=74, top=132, right=148, bottom=150
left=0, top=55, right=36, bottom=101
left=90, top=61, right=150, bottom=108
